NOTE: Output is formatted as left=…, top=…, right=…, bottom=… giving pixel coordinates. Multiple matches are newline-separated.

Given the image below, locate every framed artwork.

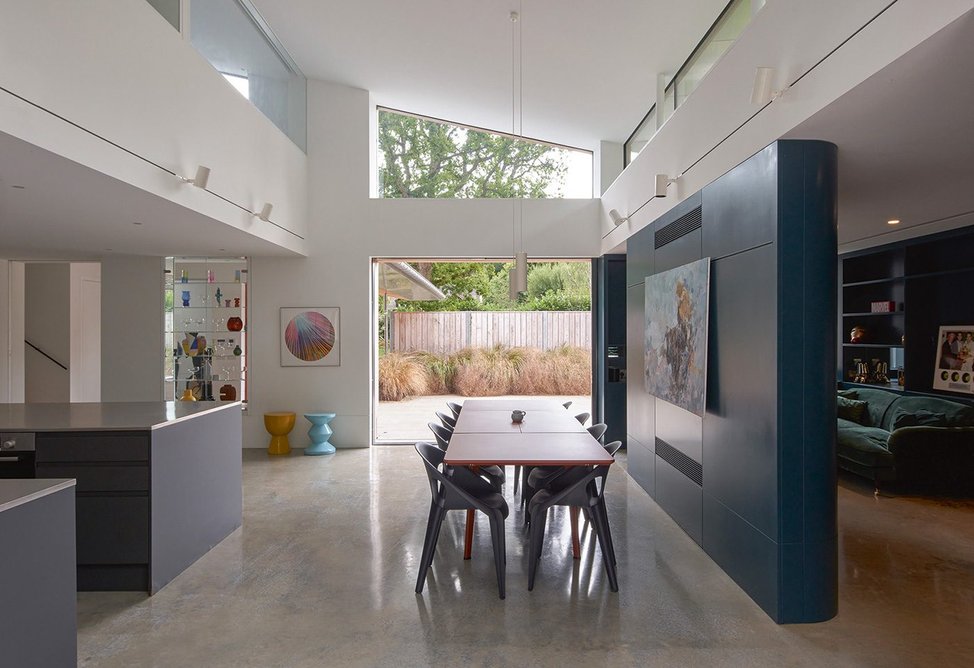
left=644, top=258, right=711, bottom=416
left=932, top=325, right=974, bottom=394
left=280, top=307, right=340, bottom=367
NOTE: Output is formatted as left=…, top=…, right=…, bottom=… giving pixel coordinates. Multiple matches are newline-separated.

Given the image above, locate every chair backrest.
left=544, top=465, right=610, bottom=508
left=604, top=440, right=623, bottom=456
left=574, top=412, right=591, bottom=425
left=562, top=401, right=573, bottom=410
left=428, top=422, right=452, bottom=450
left=587, top=423, right=607, bottom=441
left=415, top=441, right=496, bottom=512
left=447, top=402, right=463, bottom=419
left=416, top=441, right=446, bottom=501
left=436, top=411, right=457, bottom=430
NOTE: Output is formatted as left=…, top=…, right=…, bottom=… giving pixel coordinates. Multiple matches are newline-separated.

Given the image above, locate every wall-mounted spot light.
left=609, top=209, right=629, bottom=226
left=887, top=219, right=901, bottom=225
left=177, top=165, right=211, bottom=189
left=255, top=203, right=273, bottom=222
left=655, top=174, right=679, bottom=198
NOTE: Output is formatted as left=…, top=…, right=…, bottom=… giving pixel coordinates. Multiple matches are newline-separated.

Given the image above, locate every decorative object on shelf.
left=854, top=361, right=870, bottom=384
left=850, top=326, right=866, bottom=343
left=219, top=384, right=237, bottom=401
left=898, top=369, right=906, bottom=386
left=215, top=288, right=222, bottom=305
left=180, top=269, right=188, bottom=283
left=234, top=297, right=241, bottom=307
left=225, top=299, right=232, bottom=307
left=235, top=270, right=241, bottom=282
left=644, top=258, right=710, bottom=416
left=281, top=307, right=341, bottom=366
left=304, top=413, right=337, bottom=455
left=180, top=333, right=206, bottom=357
left=511, top=410, right=525, bottom=423
left=874, top=360, right=890, bottom=385
left=933, top=325, right=974, bottom=394
left=181, top=290, right=191, bottom=307
left=227, top=317, right=243, bottom=332
left=233, top=343, right=242, bottom=357
left=848, top=358, right=863, bottom=381
left=207, top=270, right=215, bottom=283
left=180, top=388, right=197, bottom=401
left=264, top=412, right=296, bottom=455
left=870, top=300, right=896, bottom=313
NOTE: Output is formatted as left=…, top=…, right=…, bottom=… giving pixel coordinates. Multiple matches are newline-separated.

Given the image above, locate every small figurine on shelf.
left=234, top=270, right=241, bottom=282
left=215, top=288, right=223, bottom=305
left=207, top=270, right=215, bottom=283
left=180, top=269, right=188, bottom=284
left=233, top=343, right=242, bottom=357
left=181, top=290, right=191, bottom=307
left=225, top=299, right=231, bottom=307
left=234, top=297, right=241, bottom=308
left=850, top=326, right=866, bottom=344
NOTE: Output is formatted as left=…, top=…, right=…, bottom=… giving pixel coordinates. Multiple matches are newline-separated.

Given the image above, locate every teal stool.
left=304, top=413, right=337, bottom=455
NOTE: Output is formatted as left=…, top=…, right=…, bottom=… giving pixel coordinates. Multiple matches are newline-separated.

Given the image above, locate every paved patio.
left=376, top=394, right=591, bottom=442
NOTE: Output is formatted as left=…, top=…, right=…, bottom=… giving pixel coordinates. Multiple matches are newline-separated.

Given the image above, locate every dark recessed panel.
left=626, top=434, right=655, bottom=496
left=656, top=455, right=702, bottom=545
left=627, top=285, right=655, bottom=447
left=702, top=244, right=778, bottom=540
left=654, top=228, right=702, bottom=274
left=656, top=398, right=702, bottom=463
left=702, top=143, right=777, bottom=259
left=626, top=224, right=655, bottom=289
left=702, top=492, right=779, bottom=621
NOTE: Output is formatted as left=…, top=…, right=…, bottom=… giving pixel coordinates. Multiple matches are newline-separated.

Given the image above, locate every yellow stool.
left=264, top=412, right=296, bottom=455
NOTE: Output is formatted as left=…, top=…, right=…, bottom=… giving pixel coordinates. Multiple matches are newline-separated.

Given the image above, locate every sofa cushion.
left=882, top=396, right=974, bottom=431
left=849, top=388, right=902, bottom=428
left=837, top=396, right=869, bottom=424
left=891, top=409, right=948, bottom=430
left=837, top=389, right=859, bottom=399
left=836, top=424, right=894, bottom=468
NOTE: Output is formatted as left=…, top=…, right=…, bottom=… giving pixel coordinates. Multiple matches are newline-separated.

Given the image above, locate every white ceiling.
left=0, top=131, right=300, bottom=260
left=249, top=0, right=728, bottom=150
left=785, top=10, right=974, bottom=251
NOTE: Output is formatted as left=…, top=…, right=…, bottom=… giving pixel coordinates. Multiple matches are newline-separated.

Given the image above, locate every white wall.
left=101, top=256, right=164, bottom=402
left=70, top=263, right=101, bottom=402
left=245, top=81, right=602, bottom=448
left=0, top=261, right=25, bottom=403
left=0, top=0, right=307, bottom=255
left=600, top=0, right=974, bottom=253
left=25, top=263, right=70, bottom=403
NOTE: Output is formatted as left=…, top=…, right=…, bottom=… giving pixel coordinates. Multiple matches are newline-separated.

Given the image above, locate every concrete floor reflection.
left=76, top=449, right=974, bottom=667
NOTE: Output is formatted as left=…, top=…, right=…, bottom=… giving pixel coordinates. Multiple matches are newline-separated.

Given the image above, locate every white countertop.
left=0, top=479, right=75, bottom=514
left=0, top=401, right=241, bottom=432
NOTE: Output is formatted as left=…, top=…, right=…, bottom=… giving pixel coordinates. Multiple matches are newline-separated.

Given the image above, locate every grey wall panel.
left=627, top=284, right=655, bottom=448
left=702, top=492, right=779, bottom=619
left=626, top=434, right=655, bottom=496
left=626, top=223, right=655, bottom=288
left=702, top=144, right=778, bottom=258
left=656, top=399, right=702, bottom=464
left=0, top=486, right=77, bottom=667
left=654, top=227, right=702, bottom=274
left=151, top=404, right=242, bottom=593
left=703, top=244, right=778, bottom=540
left=655, top=456, right=702, bottom=545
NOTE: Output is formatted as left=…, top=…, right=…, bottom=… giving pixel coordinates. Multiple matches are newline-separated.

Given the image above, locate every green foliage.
left=377, top=110, right=567, bottom=199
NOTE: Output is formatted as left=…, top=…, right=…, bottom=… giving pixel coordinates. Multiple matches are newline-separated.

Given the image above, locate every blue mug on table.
left=511, top=410, right=525, bottom=423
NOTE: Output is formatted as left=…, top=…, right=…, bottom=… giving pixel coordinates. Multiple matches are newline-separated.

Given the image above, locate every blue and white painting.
left=645, top=258, right=710, bottom=416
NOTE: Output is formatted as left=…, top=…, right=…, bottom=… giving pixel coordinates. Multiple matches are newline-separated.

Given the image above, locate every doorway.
left=372, top=258, right=593, bottom=443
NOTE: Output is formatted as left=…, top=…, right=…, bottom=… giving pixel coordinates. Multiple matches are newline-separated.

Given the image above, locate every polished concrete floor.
left=77, top=449, right=974, bottom=667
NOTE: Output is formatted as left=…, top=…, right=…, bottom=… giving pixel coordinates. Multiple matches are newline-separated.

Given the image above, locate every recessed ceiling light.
left=11, top=184, right=25, bottom=189
left=887, top=219, right=901, bottom=225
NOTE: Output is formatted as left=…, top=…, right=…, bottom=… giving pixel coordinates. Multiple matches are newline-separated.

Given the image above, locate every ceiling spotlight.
left=255, top=202, right=273, bottom=222
left=609, top=209, right=629, bottom=226
left=887, top=219, right=901, bottom=225
left=177, top=165, right=211, bottom=189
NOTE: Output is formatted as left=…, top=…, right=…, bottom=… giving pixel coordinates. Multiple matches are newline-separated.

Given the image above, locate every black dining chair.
left=527, top=463, right=617, bottom=592
left=574, top=412, right=590, bottom=425
left=415, top=442, right=509, bottom=599
left=562, top=401, right=572, bottom=410
left=447, top=402, right=463, bottom=419
left=522, top=424, right=607, bottom=512
left=436, top=411, right=457, bottom=430
left=428, top=422, right=505, bottom=491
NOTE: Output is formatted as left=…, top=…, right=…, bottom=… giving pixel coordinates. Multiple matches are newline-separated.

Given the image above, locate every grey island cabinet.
left=0, top=479, right=77, bottom=667
left=0, top=401, right=242, bottom=593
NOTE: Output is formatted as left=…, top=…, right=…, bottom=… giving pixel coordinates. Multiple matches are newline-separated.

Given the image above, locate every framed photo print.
left=280, top=307, right=340, bottom=367
left=933, top=325, right=974, bottom=394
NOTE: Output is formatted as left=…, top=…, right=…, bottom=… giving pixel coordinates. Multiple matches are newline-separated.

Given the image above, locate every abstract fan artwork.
left=644, top=258, right=710, bottom=416
left=280, top=307, right=341, bottom=366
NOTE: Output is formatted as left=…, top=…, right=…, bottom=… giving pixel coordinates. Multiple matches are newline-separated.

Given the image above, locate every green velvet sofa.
left=837, top=387, right=974, bottom=491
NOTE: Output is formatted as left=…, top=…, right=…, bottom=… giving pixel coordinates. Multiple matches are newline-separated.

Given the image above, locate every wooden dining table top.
left=452, top=411, right=524, bottom=434
left=460, top=398, right=567, bottom=412
left=444, top=432, right=613, bottom=467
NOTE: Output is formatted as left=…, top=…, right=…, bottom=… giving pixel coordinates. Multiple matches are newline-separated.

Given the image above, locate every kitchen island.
left=0, top=401, right=242, bottom=593
left=0, top=478, right=77, bottom=666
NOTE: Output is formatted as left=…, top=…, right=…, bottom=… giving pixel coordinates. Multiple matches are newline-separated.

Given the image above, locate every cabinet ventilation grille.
left=655, top=437, right=703, bottom=486
left=655, top=207, right=702, bottom=249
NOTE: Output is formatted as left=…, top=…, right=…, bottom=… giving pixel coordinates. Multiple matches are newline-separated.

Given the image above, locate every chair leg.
left=590, top=503, right=618, bottom=592
left=527, top=505, right=549, bottom=591
left=488, top=511, right=506, bottom=599
left=514, top=465, right=521, bottom=495
left=570, top=506, right=581, bottom=560
left=597, top=499, right=617, bottom=566
left=416, top=504, right=444, bottom=594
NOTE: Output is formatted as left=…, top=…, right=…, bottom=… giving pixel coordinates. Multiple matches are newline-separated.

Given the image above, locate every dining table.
left=445, top=399, right=613, bottom=560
